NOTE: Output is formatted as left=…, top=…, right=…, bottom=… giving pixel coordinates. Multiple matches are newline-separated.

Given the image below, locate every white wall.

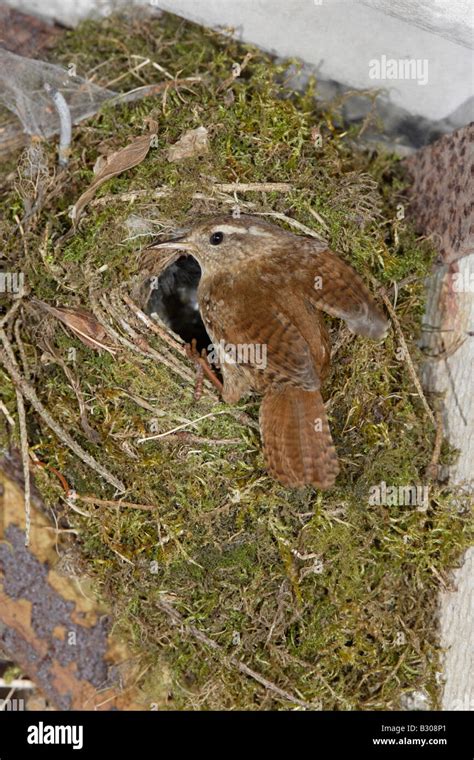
left=8, top=0, right=473, bottom=125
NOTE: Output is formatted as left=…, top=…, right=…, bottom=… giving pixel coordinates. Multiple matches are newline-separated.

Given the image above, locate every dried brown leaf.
left=31, top=298, right=118, bottom=355
left=71, top=132, right=157, bottom=222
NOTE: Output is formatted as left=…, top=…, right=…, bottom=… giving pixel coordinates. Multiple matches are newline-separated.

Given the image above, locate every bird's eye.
left=209, top=231, right=224, bottom=245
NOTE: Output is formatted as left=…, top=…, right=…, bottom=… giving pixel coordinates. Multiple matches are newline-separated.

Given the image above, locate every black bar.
left=0, top=710, right=470, bottom=757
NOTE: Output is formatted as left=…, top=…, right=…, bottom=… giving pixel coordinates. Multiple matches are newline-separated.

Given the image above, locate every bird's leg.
left=185, top=338, right=224, bottom=399
left=193, top=357, right=204, bottom=401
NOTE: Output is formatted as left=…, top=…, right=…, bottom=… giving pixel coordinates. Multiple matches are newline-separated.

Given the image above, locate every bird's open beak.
left=141, top=233, right=197, bottom=276
left=145, top=234, right=195, bottom=253
left=152, top=240, right=191, bottom=250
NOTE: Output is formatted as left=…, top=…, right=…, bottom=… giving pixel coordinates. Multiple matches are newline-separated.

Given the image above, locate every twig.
left=14, top=317, right=30, bottom=380
left=0, top=399, right=15, bottom=427
left=379, top=290, right=435, bottom=425
left=1, top=326, right=31, bottom=544
left=89, top=182, right=291, bottom=208
left=105, top=292, right=196, bottom=385
left=116, top=292, right=191, bottom=371
left=121, top=292, right=186, bottom=355
left=307, top=205, right=330, bottom=231
left=119, top=299, right=258, bottom=421
left=156, top=597, right=316, bottom=710
left=137, top=410, right=229, bottom=443
left=120, top=292, right=220, bottom=394
left=112, top=387, right=170, bottom=418
left=165, top=433, right=241, bottom=445
left=13, top=213, right=28, bottom=257
left=254, top=211, right=327, bottom=241
left=91, top=290, right=200, bottom=388
left=64, top=497, right=92, bottom=518
left=68, top=493, right=158, bottom=511
left=0, top=330, right=125, bottom=492
left=96, top=295, right=267, bottom=435
left=90, top=289, right=167, bottom=362
left=216, top=182, right=292, bottom=193
left=105, top=58, right=152, bottom=88
left=230, top=409, right=260, bottom=431
left=42, top=338, right=100, bottom=444
left=16, top=388, right=31, bottom=546
left=130, top=55, right=174, bottom=80
left=108, top=77, right=203, bottom=106
left=0, top=297, right=23, bottom=328
left=385, top=274, right=419, bottom=298
left=116, top=292, right=219, bottom=398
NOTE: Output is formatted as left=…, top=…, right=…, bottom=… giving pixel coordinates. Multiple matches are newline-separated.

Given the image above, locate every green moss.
left=0, top=10, right=471, bottom=711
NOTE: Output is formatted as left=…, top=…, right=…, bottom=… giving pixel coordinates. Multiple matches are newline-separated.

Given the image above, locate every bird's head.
left=146, top=214, right=293, bottom=274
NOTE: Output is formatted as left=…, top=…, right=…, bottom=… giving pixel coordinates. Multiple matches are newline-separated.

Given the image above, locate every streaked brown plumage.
left=151, top=214, right=389, bottom=489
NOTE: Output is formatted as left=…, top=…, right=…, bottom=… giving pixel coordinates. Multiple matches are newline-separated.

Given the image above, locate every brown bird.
left=151, top=214, right=389, bottom=489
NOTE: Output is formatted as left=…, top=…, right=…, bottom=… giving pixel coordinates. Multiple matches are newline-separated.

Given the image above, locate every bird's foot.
left=185, top=338, right=223, bottom=399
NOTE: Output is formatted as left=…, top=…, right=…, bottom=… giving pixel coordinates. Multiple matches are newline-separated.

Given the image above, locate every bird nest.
left=0, top=9, right=471, bottom=710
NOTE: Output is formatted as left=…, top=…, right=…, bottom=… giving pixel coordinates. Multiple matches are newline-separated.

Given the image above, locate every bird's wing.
left=268, top=243, right=389, bottom=340
left=201, top=269, right=320, bottom=390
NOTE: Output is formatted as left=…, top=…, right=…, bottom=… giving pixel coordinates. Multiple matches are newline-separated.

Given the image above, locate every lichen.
left=0, top=10, right=471, bottom=710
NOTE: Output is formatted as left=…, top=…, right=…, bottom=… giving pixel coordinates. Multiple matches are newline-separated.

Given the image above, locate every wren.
left=151, top=214, right=389, bottom=489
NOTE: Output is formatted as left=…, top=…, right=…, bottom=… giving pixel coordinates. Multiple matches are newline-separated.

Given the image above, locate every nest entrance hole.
left=145, top=255, right=210, bottom=352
